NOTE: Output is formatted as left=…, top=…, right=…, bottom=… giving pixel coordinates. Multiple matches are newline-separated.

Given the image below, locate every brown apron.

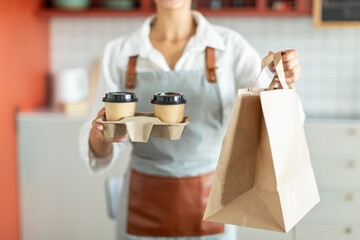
left=124, top=47, right=224, bottom=237
left=127, top=170, right=224, bottom=237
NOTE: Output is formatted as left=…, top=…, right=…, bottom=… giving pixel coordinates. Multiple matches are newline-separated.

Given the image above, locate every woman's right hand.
left=91, top=108, right=127, bottom=143
left=89, top=108, right=127, bottom=158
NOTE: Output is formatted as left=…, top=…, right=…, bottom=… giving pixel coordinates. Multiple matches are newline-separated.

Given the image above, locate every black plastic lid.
left=151, top=92, right=187, bottom=105
left=102, top=92, right=138, bottom=103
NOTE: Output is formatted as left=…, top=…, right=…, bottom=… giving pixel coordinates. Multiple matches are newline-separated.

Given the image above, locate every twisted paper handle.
left=250, top=51, right=293, bottom=91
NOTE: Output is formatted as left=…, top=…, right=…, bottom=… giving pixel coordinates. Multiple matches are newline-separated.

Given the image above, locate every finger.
left=118, top=137, right=127, bottom=142
left=94, top=129, right=106, bottom=140
left=98, top=108, right=106, bottom=117
left=283, top=58, right=299, bottom=71
left=284, top=70, right=295, bottom=79
left=92, top=119, right=104, bottom=131
left=284, top=65, right=300, bottom=78
left=282, top=49, right=299, bottom=62
left=284, top=65, right=300, bottom=83
left=268, top=61, right=276, bottom=73
left=286, top=77, right=297, bottom=84
left=91, top=124, right=106, bottom=140
left=105, top=137, right=127, bottom=142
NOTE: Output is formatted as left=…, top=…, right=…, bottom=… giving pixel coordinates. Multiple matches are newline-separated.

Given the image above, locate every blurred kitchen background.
left=1, top=0, right=360, bottom=240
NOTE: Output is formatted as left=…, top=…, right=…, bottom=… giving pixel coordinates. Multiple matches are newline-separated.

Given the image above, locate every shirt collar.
left=190, top=11, right=225, bottom=52
left=120, top=10, right=225, bottom=57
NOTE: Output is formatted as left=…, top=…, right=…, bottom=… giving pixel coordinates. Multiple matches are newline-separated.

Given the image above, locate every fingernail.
left=97, top=126, right=102, bottom=130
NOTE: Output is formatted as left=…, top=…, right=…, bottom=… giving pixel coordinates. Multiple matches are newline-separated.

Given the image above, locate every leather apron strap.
left=126, top=56, right=138, bottom=89
left=125, top=47, right=217, bottom=89
left=205, top=47, right=217, bottom=83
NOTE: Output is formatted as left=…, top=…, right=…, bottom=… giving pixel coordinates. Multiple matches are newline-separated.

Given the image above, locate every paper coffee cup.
left=103, top=92, right=138, bottom=121
left=151, top=92, right=187, bottom=123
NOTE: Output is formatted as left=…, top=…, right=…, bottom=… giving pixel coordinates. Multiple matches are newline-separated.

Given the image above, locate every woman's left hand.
left=268, top=49, right=300, bottom=84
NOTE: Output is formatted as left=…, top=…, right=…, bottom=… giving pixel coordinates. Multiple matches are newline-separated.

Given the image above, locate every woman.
left=79, top=0, right=301, bottom=239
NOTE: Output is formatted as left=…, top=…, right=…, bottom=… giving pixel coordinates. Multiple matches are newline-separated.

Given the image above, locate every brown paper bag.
left=203, top=51, right=320, bottom=233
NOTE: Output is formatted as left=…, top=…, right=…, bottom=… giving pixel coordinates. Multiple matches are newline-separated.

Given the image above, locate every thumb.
left=268, top=51, right=275, bottom=55
left=98, top=108, right=106, bottom=117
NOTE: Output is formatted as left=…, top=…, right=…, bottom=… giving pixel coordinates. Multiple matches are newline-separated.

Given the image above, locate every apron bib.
left=120, top=47, right=228, bottom=238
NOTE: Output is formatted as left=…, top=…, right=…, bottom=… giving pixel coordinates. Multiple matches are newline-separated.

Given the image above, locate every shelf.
left=17, top=108, right=87, bottom=122
left=36, top=7, right=310, bottom=17
left=37, top=0, right=311, bottom=17
left=37, top=8, right=152, bottom=17
left=196, top=8, right=310, bottom=16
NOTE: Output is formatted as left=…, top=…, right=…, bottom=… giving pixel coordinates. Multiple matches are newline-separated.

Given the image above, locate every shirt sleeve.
left=231, top=34, right=306, bottom=123
left=78, top=42, right=130, bottom=175
left=232, top=35, right=272, bottom=89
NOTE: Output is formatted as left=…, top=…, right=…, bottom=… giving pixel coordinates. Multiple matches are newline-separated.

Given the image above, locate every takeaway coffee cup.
left=102, top=92, right=138, bottom=121
left=151, top=92, right=187, bottom=123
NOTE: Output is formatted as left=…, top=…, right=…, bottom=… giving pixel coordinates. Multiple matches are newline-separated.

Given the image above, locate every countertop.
left=17, top=108, right=360, bottom=126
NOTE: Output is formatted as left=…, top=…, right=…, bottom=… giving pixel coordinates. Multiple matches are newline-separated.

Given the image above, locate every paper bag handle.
left=250, top=51, right=293, bottom=91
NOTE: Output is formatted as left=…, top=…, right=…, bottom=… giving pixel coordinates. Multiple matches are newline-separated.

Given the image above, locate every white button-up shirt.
left=79, top=11, right=274, bottom=174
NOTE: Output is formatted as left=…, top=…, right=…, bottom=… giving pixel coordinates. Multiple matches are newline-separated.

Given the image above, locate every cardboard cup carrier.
left=97, top=92, right=191, bottom=142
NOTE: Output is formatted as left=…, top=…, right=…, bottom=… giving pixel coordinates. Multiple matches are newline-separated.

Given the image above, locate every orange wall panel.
left=0, top=0, right=49, bottom=239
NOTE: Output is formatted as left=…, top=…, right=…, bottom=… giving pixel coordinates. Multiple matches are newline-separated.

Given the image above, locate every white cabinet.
left=301, top=191, right=360, bottom=223
left=238, top=227, right=294, bottom=240
left=237, top=120, right=360, bottom=240
left=296, top=120, right=360, bottom=240
left=296, top=223, right=360, bottom=240
left=305, top=124, right=360, bottom=156
left=310, top=154, right=360, bottom=189
left=17, top=111, right=132, bottom=240
left=18, top=114, right=360, bottom=240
